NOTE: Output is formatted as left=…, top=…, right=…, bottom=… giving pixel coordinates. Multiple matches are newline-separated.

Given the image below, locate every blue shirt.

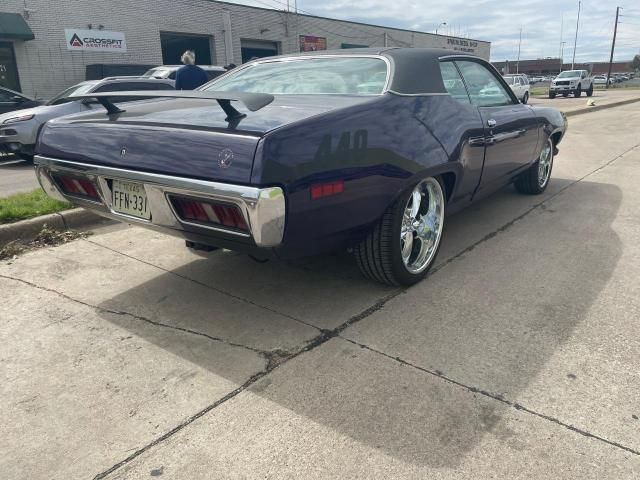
left=175, top=65, right=208, bottom=90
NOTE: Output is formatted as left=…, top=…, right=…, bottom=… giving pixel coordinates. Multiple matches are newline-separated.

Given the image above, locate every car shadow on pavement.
left=97, top=179, right=622, bottom=468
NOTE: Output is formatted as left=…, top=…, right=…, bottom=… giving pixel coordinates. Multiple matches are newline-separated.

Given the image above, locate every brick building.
left=0, top=0, right=491, bottom=99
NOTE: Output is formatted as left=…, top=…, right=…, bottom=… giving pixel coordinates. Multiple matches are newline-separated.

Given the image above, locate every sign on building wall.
left=446, top=37, right=478, bottom=54
left=64, top=29, right=127, bottom=52
left=299, top=35, right=327, bottom=52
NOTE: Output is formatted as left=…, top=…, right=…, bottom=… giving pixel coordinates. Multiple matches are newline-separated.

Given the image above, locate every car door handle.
left=487, top=119, right=497, bottom=128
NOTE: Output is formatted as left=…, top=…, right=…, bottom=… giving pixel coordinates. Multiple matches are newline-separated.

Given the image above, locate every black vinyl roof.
left=268, top=47, right=484, bottom=95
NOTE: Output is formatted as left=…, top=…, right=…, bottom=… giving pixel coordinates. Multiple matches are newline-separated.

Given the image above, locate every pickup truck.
left=549, top=70, right=593, bottom=98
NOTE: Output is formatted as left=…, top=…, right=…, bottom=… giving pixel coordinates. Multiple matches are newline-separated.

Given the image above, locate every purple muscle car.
left=34, top=48, right=567, bottom=285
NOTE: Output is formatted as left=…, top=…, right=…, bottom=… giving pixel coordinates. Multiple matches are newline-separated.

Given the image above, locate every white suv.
left=503, top=74, right=530, bottom=104
left=549, top=70, right=594, bottom=98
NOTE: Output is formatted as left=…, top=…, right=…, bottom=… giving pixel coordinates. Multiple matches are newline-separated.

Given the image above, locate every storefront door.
left=0, top=42, right=21, bottom=91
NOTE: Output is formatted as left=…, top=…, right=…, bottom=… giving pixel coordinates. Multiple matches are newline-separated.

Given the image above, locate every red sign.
left=299, top=35, right=327, bottom=52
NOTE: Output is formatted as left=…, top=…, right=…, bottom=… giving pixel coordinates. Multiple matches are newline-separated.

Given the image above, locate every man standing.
left=174, top=51, right=208, bottom=90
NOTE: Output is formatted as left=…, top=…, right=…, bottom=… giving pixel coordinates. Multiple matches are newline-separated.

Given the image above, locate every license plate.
left=111, top=179, right=150, bottom=220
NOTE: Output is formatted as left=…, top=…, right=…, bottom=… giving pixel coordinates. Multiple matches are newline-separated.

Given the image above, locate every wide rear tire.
left=355, top=176, right=446, bottom=286
left=522, top=91, right=529, bottom=104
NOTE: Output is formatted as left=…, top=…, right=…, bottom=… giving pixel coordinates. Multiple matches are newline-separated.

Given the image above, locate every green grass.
left=0, top=188, right=71, bottom=224
left=530, top=86, right=548, bottom=97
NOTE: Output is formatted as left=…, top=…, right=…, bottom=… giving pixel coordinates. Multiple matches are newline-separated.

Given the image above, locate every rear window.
left=142, top=67, right=173, bottom=79
left=47, top=82, right=99, bottom=105
left=204, top=57, right=389, bottom=95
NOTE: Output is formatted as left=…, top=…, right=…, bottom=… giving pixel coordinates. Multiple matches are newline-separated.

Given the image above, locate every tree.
left=632, top=54, right=640, bottom=72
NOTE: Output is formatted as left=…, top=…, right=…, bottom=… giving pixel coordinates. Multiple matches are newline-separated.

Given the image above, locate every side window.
left=455, top=61, right=514, bottom=107
left=91, top=82, right=172, bottom=104
left=207, top=71, right=224, bottom=81
left=438, top=61, right=470, bottom=105
left=93, top=83, right=125, bottom=93
left=122, top=82, right=174, bottom=91
left=0, top=89, right=14, bottom=102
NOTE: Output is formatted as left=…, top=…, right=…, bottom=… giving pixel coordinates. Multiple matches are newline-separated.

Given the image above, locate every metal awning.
left=0, top=13, right=35, bottom=40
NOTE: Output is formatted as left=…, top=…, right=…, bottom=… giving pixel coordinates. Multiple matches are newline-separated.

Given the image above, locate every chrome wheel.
left=538, top=139, right=553, bottom=188
left=400, top=178, right=445, bottom=274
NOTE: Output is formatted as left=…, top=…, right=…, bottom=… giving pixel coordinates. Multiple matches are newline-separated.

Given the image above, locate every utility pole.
left=606, top=7, right=621, bottom=89
left=559, top=13, right=564, bottom=72
left=571, top=0, right=581, bottom=69
left=516, top=27, right=522, bottom=74
left=560, top=41, right=566, bottom=73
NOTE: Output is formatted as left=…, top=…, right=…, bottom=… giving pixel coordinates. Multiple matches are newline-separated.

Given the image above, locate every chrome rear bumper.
left=34, top=156, right=286, bottom=247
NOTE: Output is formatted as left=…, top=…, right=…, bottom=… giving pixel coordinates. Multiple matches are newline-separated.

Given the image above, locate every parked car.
left=142, top=65, right=226, bottom=82
left=503, top=74, right=530, bottom=103
left=0, top=86, right=42, bottom=115
left=0, top=77, right=174, bottom=161
left=593, top=75, right=612, bottom=86
left=34, top=48, right=567, bottom=285
left=549, top=70, right=593, bottom=98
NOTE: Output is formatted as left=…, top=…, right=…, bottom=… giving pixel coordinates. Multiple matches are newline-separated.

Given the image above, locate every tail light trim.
left=168, top=195, right=250, bottom=234
left=33, top=156, right=286, bottom=247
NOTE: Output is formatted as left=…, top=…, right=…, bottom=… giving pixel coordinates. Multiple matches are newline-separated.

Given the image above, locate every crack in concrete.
left=83, top=238, right=323, bottom=333
left=0, top=274, right=268, bottom=357
left=89, top=289, right=403, bottom=479
left=341, top=337, right=640, bottom=457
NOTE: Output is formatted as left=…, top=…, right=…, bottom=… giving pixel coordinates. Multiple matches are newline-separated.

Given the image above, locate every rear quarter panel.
left=255, top=94, right=464, bottom=257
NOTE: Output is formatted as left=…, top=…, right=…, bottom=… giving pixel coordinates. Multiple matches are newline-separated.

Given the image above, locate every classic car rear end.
left=35, top=49, right=566, bottom=286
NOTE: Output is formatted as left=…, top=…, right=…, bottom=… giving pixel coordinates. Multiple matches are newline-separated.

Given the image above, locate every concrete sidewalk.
left=1, top=104, right=640, bottom=479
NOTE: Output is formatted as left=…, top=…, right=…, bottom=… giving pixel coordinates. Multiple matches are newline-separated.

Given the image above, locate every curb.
left=564, top=96, right=640, bottom=117
left=0, top=208, right=111, bottom=248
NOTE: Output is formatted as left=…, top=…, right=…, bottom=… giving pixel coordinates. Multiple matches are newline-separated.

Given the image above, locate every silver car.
left=0, top=77, right=174, bottom=161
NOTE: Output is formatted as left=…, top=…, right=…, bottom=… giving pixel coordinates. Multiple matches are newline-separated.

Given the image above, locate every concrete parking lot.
left=1, top=103, right=640, bottom=479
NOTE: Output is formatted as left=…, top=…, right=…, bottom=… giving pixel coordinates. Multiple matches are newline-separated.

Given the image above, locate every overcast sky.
left=229, top=0, right=640, bottom=62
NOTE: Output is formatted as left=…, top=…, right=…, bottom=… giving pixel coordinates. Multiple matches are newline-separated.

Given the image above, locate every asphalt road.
left=0, top=156, right=39, bottom=197
left=2, top=103, right=640, bottom=479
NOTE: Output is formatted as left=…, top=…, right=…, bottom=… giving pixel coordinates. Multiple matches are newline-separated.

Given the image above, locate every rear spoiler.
left=73, top=90, right=274, bottom=122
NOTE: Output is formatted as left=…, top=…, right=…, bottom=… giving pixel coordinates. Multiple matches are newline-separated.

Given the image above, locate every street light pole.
left=571, top=0, right=581, bottom=69
left=560, top=41, right=566, bottom=73
left=435, top=22, right=447, bottom=34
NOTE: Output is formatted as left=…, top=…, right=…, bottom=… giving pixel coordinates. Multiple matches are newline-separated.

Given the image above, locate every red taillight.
left=310, top=180, right=344, bottom=199
left=170, top=197, right=248, bottom=231
left=54, top=174, right=100, bottom=200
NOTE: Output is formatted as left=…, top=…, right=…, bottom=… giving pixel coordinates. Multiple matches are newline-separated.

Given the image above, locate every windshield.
left=142, top=67, right=173, bottom=79
left=204, top=57, right=388, bottom=95
left=504, top=77, right=515, bottom=85
left=47, top=82, right=98, bottom=105
left=557, top=70, right=582, bottom=78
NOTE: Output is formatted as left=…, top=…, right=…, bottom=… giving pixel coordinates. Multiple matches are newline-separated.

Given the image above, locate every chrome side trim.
left=34, top=156, right=286, bottom=247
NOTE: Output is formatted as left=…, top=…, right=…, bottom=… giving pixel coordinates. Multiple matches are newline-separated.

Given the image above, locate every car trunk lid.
left=36, top=95, right=374, bottom=183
